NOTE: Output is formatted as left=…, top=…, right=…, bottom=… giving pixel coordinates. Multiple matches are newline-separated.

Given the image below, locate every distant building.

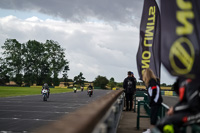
left=6, top=81, right=17, bottom=86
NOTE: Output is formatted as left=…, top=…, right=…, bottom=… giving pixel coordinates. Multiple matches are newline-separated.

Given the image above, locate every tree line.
left=0, top=39, right=69, bottom=86
left=0, top=39, right=170, bottom=88
left=0, top=39, right=118, bottom=89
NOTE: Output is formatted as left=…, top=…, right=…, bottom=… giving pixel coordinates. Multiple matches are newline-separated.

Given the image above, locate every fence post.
left=137, top=100, right=141, bottom=130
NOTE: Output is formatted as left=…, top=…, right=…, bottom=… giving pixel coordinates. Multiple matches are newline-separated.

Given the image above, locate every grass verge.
left=0, top=86, right=74, bottom=97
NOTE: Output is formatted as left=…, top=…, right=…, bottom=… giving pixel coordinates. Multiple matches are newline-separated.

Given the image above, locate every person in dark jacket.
left=131, top=72, right=137, bottom=87
left=131, top=72, right=137, bottom=110
left=123, top=71, right=136, bottom=111
left=155, top=77, right=200, bottom=133
left=142, top=68, right=163, bottom=133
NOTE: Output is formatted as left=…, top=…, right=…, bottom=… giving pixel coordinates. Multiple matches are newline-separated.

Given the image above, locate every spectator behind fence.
left=123, top=71, right=136, bottom=111
left=142, top=68, right=163, bottom=133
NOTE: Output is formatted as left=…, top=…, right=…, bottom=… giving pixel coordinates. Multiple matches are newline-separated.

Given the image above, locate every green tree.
left=116, top=82, right=123, bottom=88
left=1, top=39, right=69, bottom=86
left=73, top=72, right=85, bottom=87
left=93, top=75, right=109, bottom=89
left=0, top=58, right=10, bottom=85
left=23, top=40, right=69, bottom=86
left=161, top=83, right=167, bottom=87
left=62, top=65, right=70, bottom=86
left=23, top=40, right=45, bottom=85
left=108, top=77, right=116, bottom=89
left=1, top=39, right=23, bottom=86
left=44, top=40, right=68, bottom=86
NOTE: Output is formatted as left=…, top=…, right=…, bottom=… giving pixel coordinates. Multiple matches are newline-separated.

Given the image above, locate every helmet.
left=44, top=83, right=48, bottom=88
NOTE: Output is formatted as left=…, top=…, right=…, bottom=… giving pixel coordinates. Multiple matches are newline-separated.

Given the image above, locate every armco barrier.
left=34, top=89, right=124, bottom=133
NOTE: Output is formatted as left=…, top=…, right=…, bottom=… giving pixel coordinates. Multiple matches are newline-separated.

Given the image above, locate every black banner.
left=161, top=0, right=200, bottom=78
left=136, top=0, right=161, bottom=80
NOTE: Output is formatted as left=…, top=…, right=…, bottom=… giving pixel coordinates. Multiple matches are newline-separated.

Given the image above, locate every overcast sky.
left=0, top=0, right=176, bottom=84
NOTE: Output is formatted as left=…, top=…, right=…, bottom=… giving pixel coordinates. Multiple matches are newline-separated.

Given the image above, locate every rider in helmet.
left=42, top=83, right=50, bottom=98
left=87, top=84, right=93, bottom=95
left=81, top=86, right=84, bottom=91
left=73, top=85, right=77, bottom=93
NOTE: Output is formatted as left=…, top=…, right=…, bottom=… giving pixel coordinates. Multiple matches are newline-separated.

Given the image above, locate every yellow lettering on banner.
left=141, top=51, right=151, bottom=71
left=142, top=51, right=151, bottom=59
left=148, top=6, right=155, bottom=25
left=176, top=11, right=194, bottom=35
left=177, top=0, right=192, bottom=10
left=145, top=26, right=154, bottom=36
left=170, top=37, right=194, bottom=74
left=141, top=6, right=156, bottom=75
left=141, top=6, right=156, bottom=74
left=144, top=37, right=153, bottom=47
left=142, top=60, right=150, bottom=68
left=147, top=17, right=155, bottom=26
left=169, top=0, right=195, bottom=75
left=149, top=6, right=155, bottom=16
left=142, top=51, right=151, bottom=70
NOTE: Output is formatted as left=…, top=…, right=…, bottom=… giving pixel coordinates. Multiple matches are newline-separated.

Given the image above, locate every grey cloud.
left=0, top=16, right=139, bottom=82
left=0, top=10, right=176, bottom=84
left=0, top=0, right=143, bottom=25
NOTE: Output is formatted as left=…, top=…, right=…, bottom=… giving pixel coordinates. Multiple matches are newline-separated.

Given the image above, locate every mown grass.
left=0, top=86, right=74, bottom=97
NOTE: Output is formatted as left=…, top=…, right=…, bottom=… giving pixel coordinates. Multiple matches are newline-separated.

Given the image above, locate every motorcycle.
left=73, top=87, right=77, bottom=93
left=88, top=90, right=93, bottom=97
left=41, top=89, right=48, bottom=101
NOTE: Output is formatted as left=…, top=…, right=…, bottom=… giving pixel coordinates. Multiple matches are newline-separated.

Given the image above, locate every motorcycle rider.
left=81, top=86, right=84, bottom=91
left=155, top=77, right=200, bottom=133
left=87, top=84, right=93, bottom=95
left=42, top=83, right=50, bottom=98
left=73, top=85, right=77, bottom=93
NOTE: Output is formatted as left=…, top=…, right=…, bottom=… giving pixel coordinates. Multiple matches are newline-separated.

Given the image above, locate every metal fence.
left=136, top=91, right=200, bottom=133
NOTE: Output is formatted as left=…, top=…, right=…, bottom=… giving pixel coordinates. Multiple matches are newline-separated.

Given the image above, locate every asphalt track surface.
left=163, top=95, right=179, bottom=107
left=0, top=89, right=112, bottom=133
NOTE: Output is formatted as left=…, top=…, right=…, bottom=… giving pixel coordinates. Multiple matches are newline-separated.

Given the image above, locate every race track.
left=163, top=95, right=179, bottom=107
left=0, top=89, right=111, bottom=132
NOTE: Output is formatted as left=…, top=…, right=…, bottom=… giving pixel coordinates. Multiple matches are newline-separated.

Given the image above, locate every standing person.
left=123, top=71, right=136, bottom=111
left=131, top=72, right=137, bottom=111
left=142, top=68, right=163, bottom=133
left=131, top=72, right=137, bottom=86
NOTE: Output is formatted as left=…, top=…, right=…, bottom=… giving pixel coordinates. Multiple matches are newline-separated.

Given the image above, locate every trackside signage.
left=137, top=0, right=161, bottom=80
left=161, top=0, right=200, bottom=78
